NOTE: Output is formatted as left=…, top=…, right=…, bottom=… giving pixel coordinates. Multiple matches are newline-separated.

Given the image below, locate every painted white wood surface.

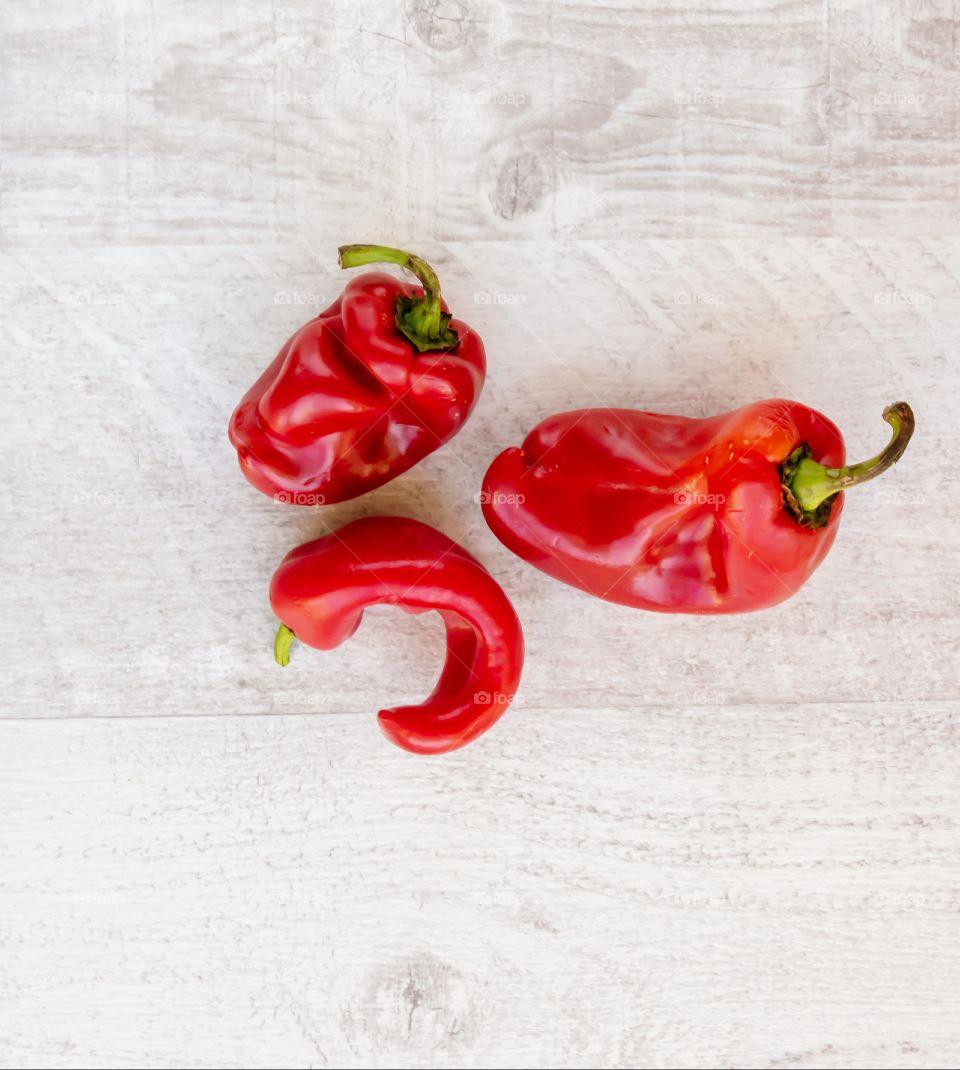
left=2, top=1, right=959, bottom=1067
left=2, top=0, right=958, bottom=243
left=3, top=707, right=960, bottom=1069
left=3, top=238, right=957, bottom=720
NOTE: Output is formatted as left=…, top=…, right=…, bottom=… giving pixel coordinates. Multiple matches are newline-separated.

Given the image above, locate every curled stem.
left=782, top=402, right=915, bottom=528
left=338, top=243, right=459, bottom=354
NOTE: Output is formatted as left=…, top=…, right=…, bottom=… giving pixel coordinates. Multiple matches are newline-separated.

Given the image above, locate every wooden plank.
left=2, top=1, right=959, bottom=1065
left=2, top=1, right=957, bottom=245
left=2, top=707, right=959, bottom=1068
left=1, top=239, right=956, bottom=720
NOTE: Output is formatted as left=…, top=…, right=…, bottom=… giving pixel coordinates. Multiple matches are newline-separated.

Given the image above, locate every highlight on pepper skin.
left=481, top=400, right=915, bottom=615
left=228, top=244, right=486, bottom=506
left=269, top=516, right=524, bottom=755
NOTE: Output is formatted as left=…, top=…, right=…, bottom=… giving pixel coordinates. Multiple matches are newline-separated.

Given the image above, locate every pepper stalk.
left=782, top=402, right=915, bottom=529
left=274, top=623, right=296, bottom=667
left=338, top=243, right=460, bottom=354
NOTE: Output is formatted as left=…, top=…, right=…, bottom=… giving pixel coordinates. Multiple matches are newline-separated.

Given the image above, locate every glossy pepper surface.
left=230, top=245, right=485, bottom=505
left=270, top=517, right=523, bottom=754
left=482, top=400, right=914, bottom=614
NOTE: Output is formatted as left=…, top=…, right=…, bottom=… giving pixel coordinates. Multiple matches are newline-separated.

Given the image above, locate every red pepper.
left=270, top=517, right=524, bottom=754
left=229, top=245, right=484, bottom=505
left=482, top=400, right=914, bottom=614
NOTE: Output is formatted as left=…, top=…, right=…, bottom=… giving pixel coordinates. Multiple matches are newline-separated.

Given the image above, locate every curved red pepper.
left=230, top=245, right=485, bottom=505
left=270, top=517, right=524, bottom=754
left=482, top=400, right=914, bottom=614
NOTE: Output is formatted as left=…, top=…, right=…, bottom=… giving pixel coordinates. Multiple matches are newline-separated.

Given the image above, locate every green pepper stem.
left=785, top=402, right=915, bottom=522
left=338, top=243, right=459, bottom=354
left=274, top=623, right=296, bottom=667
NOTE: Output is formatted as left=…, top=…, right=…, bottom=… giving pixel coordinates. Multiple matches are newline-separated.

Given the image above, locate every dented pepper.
left=481, top=400, right=914, bottom=614
left=270, top=517, right=524, bottom=754
left=229, top=245, right=485, bottom=505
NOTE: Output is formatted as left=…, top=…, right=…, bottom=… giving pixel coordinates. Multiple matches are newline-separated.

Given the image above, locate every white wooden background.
left=2, top=1, right=959, bottom=1067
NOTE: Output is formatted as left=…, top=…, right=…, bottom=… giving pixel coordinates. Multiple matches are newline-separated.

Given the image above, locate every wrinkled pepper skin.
left=482, top=400, right=849, bottom=614
left=270, top=517, right=523, bottom=754
left=230, top=264, right=485, bottom=505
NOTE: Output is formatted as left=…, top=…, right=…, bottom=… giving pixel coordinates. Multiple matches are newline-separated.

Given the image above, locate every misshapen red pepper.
left=482, top=400, right=914, bottom=614
left=230, top=245, right=484, bottom=505
left=270, top=517, right=524, bottom=754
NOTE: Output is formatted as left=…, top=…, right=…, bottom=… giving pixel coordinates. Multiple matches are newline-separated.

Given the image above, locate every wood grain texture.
left=1, top=0, right=959, bottom=1066
left=2, top=238, right=957, bottom=721
left=2, top=708, right=959, bottom=1069
left=1, top=0, right=958, bottom=244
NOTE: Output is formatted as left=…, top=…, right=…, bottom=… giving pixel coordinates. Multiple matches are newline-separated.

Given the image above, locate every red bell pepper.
left=482, top=400, right=914, bottom=614
left=270, top=517, right=524, bottom=754
left=229, top=245, right=484, bottom=505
